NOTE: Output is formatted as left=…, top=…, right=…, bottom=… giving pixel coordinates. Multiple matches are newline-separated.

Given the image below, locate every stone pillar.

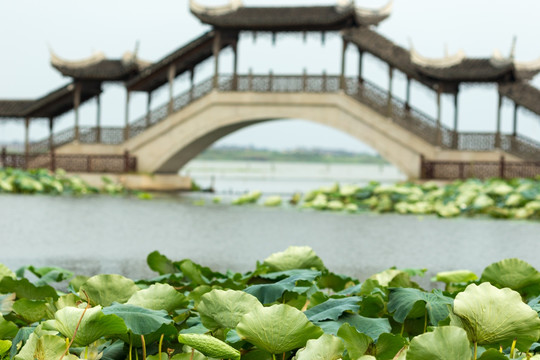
left=24, top=117, right=30, bottom=168
left=302, top=68, right=307, bottom=92
left=232, top=39, right=238, bottom=90
left=168, top=63, right=175, bottom=115
left=73, top=82, right=81, bottom=141
left=387, top=66, right=394, bottom=116
left=340, top=38, right=348, bottom=90
left=96, top=94, right=101, bottom=143
left=405, top=77, right=411, bottom=111
left=496, top=93, right=502, bottom=148
left=124, top=90, right=131, bottom=141
left=358, top=47, right=364, bottom=84
left=436, top=87, right=442, bottom=146
left=512, top=102, right=518, bottom=137
left=189, top=69, right=195, bottom=101
left=213, top=31, right=222, bottom=89
left=146, top=92, right=152, bottom=127
left=48, top=117, right=54, bottom=150
left=453, top=91, right=459, bottom=149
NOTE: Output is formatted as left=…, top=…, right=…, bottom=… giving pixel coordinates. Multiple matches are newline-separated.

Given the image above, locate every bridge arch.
left=127, top=91, right=425, bottom=177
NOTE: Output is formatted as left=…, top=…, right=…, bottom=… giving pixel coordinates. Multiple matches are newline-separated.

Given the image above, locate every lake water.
left=180, top=160, right=406, bottom=194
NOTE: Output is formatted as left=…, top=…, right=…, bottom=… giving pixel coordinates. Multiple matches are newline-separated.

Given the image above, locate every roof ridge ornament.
left=189, top=0, right=243, bottom=16
left=49, top=48, right=106, bottom=68
left=409, top=42, right=465, bottom=68
left=354, top=0, right=393, bottom=25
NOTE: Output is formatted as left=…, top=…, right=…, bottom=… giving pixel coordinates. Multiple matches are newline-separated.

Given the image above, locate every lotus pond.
left=2, top=246, right=540, bottom=359
left=225, top=178, right=540, bottom=220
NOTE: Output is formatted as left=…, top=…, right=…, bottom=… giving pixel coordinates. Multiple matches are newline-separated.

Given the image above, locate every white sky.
left=1, top=0, right=540, bottom=152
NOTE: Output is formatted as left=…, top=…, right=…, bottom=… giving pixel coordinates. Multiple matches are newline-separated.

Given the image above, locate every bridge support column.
left=436, top=87, right=442, bottom=146
left=232, top=39, right=238, bottom=90
left=512, top=102, right=518, bottom=137
left=453, top=91, right=459, bottom=148
left=495, top=93, right=502, bottom=148
left=48, top=117, right=54, bottom=150
left=405, top=77, right=411, bottom=111
left=213, top=31, right=222, bottom=89
left=168, top=64, right=175, bottom=115
left=24, top=117, right=30, bottom=169
left=357, top=48, right=364, bottom=84
left=96, top=94, right=101, bottom=143
left=146, top=92, right=152, bottom=127
left=73, top=82, right=81, bottom=142
left=340, top=38, right=348, bottom=90
left=387, top=66, right=394, bottom=117
left=322, top=70, right=327, bottom=92
left=124, top=90, right=131, bottom=141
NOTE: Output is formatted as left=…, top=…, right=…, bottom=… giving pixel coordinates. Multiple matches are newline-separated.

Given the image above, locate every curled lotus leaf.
left=452, top=282, right=540, bottom=351
left=197, top=289, right=262, bottom=330
left=79, top=274, right=139, bottom=307
left=434, top=270, right=478, bottom=284
left=407, top=326, right=471, bottom=360
left=263, top=246, right=326, bottom=272
left=177, top=333, right=240, bottom=360
left=236, top=304, right=323, bottom=354
left=481, top=258, right=540, bottom=292
left=127, top=283, right=188, bottom=313
left=293, top=333, right=344, bottom=360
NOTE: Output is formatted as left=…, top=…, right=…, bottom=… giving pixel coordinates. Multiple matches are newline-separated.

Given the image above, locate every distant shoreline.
left=197, top=146, right=388, bottom=164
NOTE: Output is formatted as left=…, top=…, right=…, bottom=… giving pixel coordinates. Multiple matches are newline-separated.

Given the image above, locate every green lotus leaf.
left=435, top=270, right=478, bottom=284
left=293, top=333, right=344, bottom=360
left=170, top=351, right=208, bottom=360
left=407, top=326, right=471, bottom=360
left=0, top=277, right=58, bottom=300
left=481, top=258, right=540, bottom=292
left=358, top=356, right=376, bottom=360
left=316, top=313, right=390, bottom=341
left=244, top=271, right=321, bottom=304
left=147, top=251, right=178, bottom=275
left=263, top=246, right=326, bottom=272
left=102, top=303, right=173, bottom=335
left=0, top=264, right=15, bottom=280
left=48, top=306, right=127, bottom=346
left=369, top=269, right=403, bottom=287
left=0, top=314, right=18, bottom=339
left=452, top=282, right=540, bottom=351
left=15, top=334, right=77, bottom=360
left=236, top=304, right=323, bottom=354
left=16, top=265, right=73, bottom=286
left=198, top=289, right=262, bottom=330
left=387, top=288, right=453, bottom=325
left=177, top=333, right=240, bottom=360
left=336, top=323, right=372, bottom=359
left=0, top=293, right=15, bottom=316
left=304, top=296, right=361, bottom=322
left=12, top=299, right=48, bottom=324
left=477, top=349, right=509, bottom=359
left=375, top=333, right=407, bottom=360
left=79, top=274, right=139, bottom=306
left=0, top=340, right=10, bottom=356
left=127, top=283, right=188, bottom=313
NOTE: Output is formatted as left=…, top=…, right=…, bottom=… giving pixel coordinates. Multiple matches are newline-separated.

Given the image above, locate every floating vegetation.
left=2, top=247, right=540, bottom=359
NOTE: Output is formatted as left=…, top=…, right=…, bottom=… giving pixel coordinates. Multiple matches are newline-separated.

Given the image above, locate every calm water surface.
left=1, top=193, right=539, bottom=288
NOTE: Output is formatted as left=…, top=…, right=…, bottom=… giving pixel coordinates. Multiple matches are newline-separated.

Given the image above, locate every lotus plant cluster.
left=0, top=168, right=130, bottom=196
left=231, top=178, right=540, bottom=220
left=1, top=247, right=540, bottom=359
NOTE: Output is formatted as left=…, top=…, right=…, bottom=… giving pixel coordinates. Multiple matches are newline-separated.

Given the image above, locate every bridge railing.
left=422, top=157, right=540, bottom=179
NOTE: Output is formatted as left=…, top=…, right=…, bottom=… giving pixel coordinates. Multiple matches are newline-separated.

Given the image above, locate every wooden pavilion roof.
left=0, top=82, right=101, bottom=120
left=126, top=30, right=237, bottom=92
left=190, top=2, right=392, bottom=31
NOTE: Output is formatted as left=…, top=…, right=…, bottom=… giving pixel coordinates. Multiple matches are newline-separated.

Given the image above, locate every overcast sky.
left=1, top=0, right=540, bottom=152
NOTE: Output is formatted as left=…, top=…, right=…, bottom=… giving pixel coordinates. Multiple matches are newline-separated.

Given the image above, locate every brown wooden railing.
left=421, top=156, right=540, bottom=180
left=24, top=73, right=540, bottom=162
left=0, top=148, right=136, bottom=173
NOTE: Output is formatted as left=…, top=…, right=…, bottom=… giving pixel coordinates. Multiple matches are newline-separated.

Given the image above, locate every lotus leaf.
left=452, top=282, right=540, bottom=351
left=481, top=258, right=540, bottom=293
left=407, top=326, right=471, bottom=360
left=147, top=251, right=178, bottom=275
left=0, top=340, right=10, bottom=355
left=369, top=269, right=403, bottom=287
left=0, top=314, right=18, bottom=339
left=0, top=277, right=58, bottom=300
left=127, top=283, right=188, bottom=313
left=336, top=323, right=372, bottom=359
left=316, top=313, right=391, bottom=341
left=244, top=271, right=321, bottom=304
left=375, top=333, right=408, bottom=360
left=434, top=270, right=478, bottom=284
left=177, top=333, right=240, bottom=360
left=197, top=289, right=262, bottom=330
left=14, top=334, right=76, bottom=360
left=304, top=296, right=361, bottom=322
left=263, top=196, right=282, bottom=207
left=263, top=246, right=326, bottom=271
left=0, top=294, right=15, bottom=316
left=102, top=303, right=173, bottom=335
left=47, top=306, right=127, bottom=346
left=293, top=333, right=344, bottom=360
left=12, top=299, right=48, bottom=324
left=0, top=264, right=15, bottom=280
left=236, top=304, right=323, bottom=354
left=387, top=288, right=453, bottom=325
left=477, top=349, right=509, bottom=359
left=79, top=274, right=139, bottom=306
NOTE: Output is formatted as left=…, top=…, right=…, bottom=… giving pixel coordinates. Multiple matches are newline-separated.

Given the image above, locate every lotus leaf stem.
left=141, top=335, right=147, bottom=360
left=158, top=334, right=164, bottom=360
left=423, top=309, right=428, bottom=333
left=510, top=338, right=517, bottom=358
left=59, top=290, right=91, bottom=360
left=190, top=348, right=194, bottom=360
left=473, top=342, right=477, bottom=360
